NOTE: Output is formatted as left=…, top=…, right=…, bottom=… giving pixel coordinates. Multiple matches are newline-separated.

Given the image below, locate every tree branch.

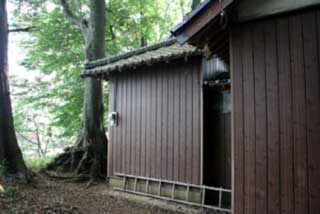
left=60, top=0, right=81, bottom=26
left=60, top=0, right=88, bottom=34
left=8, top=27, right=35, bottom=33
left=108, top=25, right=115, bottom=41
left=16, top=132, right=38, bottom=146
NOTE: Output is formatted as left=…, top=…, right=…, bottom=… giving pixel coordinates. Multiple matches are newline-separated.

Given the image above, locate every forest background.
left=8, top=0, right=195, bottom=170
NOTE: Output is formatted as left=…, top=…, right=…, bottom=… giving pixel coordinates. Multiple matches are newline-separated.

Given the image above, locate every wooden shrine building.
left=171, top=0, right=320, bottom=214
left=82, top=38, right=233, bottom=211
left=82, top=0, right=320, bottom=213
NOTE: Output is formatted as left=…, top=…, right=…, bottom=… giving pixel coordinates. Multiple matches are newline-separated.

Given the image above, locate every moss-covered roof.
left=81, top=38, right=200, bottom=78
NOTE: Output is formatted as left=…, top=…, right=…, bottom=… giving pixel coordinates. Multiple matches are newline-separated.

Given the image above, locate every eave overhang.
left=170, top=0, right=234, bottom=45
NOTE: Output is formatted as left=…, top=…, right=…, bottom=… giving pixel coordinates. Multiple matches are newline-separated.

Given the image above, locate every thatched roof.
left=81, top=38, right=200, bottom=79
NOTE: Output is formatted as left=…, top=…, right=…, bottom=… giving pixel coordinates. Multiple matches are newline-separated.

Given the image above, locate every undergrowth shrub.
left=24, top=156, right=54, bottom=172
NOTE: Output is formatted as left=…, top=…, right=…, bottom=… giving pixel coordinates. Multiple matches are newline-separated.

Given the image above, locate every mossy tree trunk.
left=0, top=0, right=29, bottom=180
left=76, top=0, right=107, bottom=179
left=48, top=0, right=108, bottom=179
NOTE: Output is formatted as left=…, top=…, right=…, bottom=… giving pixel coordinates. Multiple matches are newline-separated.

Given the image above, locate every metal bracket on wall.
left=114, top=173, right=232, bottom=213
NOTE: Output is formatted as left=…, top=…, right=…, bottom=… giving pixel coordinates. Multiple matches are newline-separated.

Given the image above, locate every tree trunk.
left=0, top=0, right=29, bottom=180
left=48, top=0, right=107, bottom=179
left=191, top=0, right=201, bottom=10
left=79, top=0, right=108, bottom=178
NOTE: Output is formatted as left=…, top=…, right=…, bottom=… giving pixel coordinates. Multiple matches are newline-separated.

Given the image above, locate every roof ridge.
left=85, top=38, right=177, bottom=69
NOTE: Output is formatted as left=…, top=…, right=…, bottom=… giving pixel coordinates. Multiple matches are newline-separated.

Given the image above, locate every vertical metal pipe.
left=218, top=188, right=223, bottom=208
left=158, top=181, right=162, bottom=196
left=201, top=187, right=206, bottom=205
left=172, top=184, right=176, bottom=199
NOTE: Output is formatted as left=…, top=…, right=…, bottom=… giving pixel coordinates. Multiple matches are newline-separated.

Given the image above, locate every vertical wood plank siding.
left=108, top=57, right=202, bottom=184
left=108, top=78, right=115, bottom=177
left=230, top=23, right=245, bottom=214
left=192, top=62, right=202, bottom=184
left=231, top=8, right=320, bottom=214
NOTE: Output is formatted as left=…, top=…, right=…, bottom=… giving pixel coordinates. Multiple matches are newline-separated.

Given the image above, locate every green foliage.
left=105, top=0, right=190, bottom=54
left=10, top=0, right=192, bottom=154
left=11, top=3, right=85, bottom=142
left=11, top=75, right=70, bottom=157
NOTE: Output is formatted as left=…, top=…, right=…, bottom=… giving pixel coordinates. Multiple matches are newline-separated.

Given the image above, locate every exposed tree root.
left=40, top=171, right=92, bottom=184
left=1, top=170, right=35, bottom=185
left=46, top=134, right=107, bottom=183
left=85, top=179, right=98, bottom=189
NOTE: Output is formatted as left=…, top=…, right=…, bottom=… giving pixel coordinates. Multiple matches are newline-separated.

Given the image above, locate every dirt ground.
left=0, top=174, right=211, bottom=214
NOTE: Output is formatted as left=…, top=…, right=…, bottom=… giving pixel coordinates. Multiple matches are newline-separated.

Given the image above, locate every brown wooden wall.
left=108, top=57, right=202, bottom=185
left=231, top=8, right=320, bottom=214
